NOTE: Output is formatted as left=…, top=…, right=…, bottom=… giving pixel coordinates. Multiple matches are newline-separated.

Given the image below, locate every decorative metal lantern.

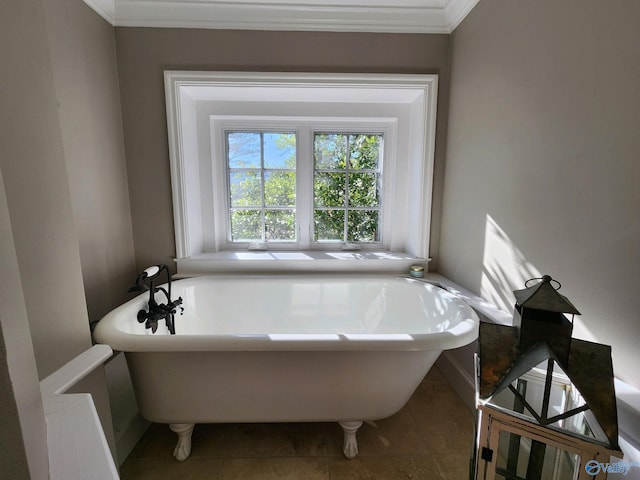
left=513, top=275, right=579, bottom=367
left=472, top=275, right=621, bottom=480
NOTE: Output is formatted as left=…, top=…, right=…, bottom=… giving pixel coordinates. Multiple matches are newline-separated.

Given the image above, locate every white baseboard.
left=115, top=414, right=149, bottom=466
left=436, top=350, right=476, bottom=412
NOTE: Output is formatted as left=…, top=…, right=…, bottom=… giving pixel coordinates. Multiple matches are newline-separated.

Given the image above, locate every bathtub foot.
left=339, top=421, right=363, bottom=459
left=169, top=423, right=195, bottom=461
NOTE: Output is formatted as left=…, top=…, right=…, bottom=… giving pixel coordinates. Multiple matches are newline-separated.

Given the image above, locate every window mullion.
left=260, top=132, right=267, bottom=242
left=297, top=126, right=312, bottom=247
left=343, top=134, right=350, bottom=243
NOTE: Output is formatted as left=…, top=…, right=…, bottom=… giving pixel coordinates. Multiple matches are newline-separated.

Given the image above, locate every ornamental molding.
left=83, top=0, right=479, bottom=33
left=83, top=0, right=115, bottom=24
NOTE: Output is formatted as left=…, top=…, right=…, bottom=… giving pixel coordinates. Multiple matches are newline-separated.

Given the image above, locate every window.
left=313, top=133, right=382, bottom=244
left=164, top=72, right=438, bottom=274
left=222, top=130, right=384, bottom=247
left=226, top=131, right=297, bottom=243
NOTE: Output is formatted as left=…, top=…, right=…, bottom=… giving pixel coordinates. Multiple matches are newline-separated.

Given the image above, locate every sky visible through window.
left=227, top=132, right=295, bottom=169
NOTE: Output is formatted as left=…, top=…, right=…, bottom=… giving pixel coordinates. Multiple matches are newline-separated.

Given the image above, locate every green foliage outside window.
left=313, top=133, right=381, bottom=242
left=227, top=131, right=382, bottom=243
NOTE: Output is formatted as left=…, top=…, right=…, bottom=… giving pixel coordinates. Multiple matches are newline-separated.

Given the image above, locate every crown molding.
left=445, top=0, right=480, bottom=31
left=84, top=0, right=478, bottom=34
left=83, top=0, right=115, bottom=24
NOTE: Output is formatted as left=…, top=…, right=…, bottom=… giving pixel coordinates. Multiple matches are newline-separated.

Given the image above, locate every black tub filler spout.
left=129, top=264, right=183, bottom=334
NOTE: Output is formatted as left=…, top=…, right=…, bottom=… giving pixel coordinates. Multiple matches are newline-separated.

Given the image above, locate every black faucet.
left=129, top=264, right=183, bottom=334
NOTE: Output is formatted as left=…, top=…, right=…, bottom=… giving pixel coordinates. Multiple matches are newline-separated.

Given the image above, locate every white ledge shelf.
left=175, top=251, right=425, bottom=276
left=40, top=345, right=118, bottom=479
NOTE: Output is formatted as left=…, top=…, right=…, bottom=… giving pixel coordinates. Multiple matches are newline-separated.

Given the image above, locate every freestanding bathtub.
left=93, top=274, right=479, bottom=461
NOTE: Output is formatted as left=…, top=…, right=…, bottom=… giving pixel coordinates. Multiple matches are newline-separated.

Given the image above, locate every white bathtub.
left=93, top=275, right=479, bottom=460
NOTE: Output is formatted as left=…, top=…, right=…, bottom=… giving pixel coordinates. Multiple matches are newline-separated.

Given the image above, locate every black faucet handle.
left=137, top=309, right=148, bottom=323
left=168, top=297, right=184, bottom=315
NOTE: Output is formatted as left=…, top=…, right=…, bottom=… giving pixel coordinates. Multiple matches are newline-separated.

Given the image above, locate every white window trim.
left=164, top=71, right=438, bottom=274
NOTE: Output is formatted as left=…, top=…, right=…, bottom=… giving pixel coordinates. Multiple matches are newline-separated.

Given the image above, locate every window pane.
left=348, top=172, right=379, bottom=207
left=264, top=171, right=296, bottom=207
left=231, top=210, right=262, bottom=241
left=265, top=210, right=296, bottom=241
left=228, top=132, right=261, bottom=168
left=314, top=134, right=347, bottom=169
left=314, top=172, right=345, bottom=207
left=313, top=133, right=382, bottom=244
left=226, top=131, right=298, bottom=244
left=349, top=134, right=381, bottom=170
left=264, top=133, right=296, bottom=169
left=347, top=210, right=378, bottom=242
left=314, top=210, right=344, bottom=241
left=229, top=171, right=261, bottom=207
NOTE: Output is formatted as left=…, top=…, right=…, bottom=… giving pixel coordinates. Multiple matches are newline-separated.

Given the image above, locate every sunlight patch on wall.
left=481, top=214, right=541, bottom=313
left=481, top=216, right=599, bottom=343
left=572, top=319, right=598, bottom=343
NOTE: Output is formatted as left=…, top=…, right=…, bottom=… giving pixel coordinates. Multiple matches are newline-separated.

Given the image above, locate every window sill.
left=175, top=251, right=427, bottom=276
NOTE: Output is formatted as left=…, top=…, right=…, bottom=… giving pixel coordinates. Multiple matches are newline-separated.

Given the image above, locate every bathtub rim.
left=92, top=274, right=479, bottom=353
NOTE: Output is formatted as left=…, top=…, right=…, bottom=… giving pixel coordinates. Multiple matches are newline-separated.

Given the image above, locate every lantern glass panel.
left=489, top=361, right=599, bottom=441
left=495, top=430, right=580, bottom=480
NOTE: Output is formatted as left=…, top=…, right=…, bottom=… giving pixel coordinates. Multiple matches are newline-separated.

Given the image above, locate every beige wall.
left=0, top=0, right=137, bottom=469
left=0, top=0, right=94, bottom=475
left=440, top=0, right=640, bottom=388
left=1, top=0, right=89, bottom=382
left=43, top=0, right=136, bottom=328
left=0, top=169, right=48, bottom=479
left=42, top=0, right=139, bottom=460
left=114, top=28, right=451, bottom=272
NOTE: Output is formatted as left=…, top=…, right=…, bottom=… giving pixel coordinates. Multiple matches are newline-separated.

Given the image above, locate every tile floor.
left=120, top=367, right=475, bottom=480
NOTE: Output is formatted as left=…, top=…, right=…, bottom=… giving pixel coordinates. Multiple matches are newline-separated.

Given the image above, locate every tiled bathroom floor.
left=120, top=367, right=475, bottom=480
